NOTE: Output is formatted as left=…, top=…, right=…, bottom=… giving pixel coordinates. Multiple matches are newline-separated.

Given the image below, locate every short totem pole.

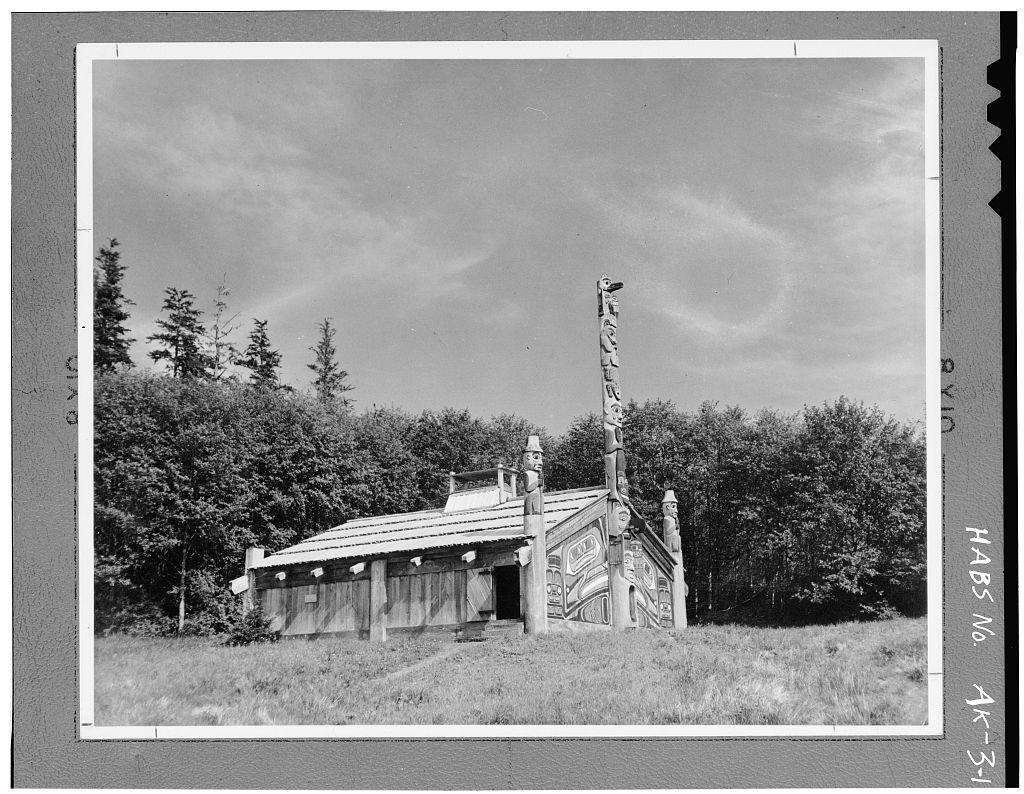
left=597, top=274, right=635, bottom=629
left=522, top=435, right=548, bottom=634
left=661, top=490, right=688, bottom=629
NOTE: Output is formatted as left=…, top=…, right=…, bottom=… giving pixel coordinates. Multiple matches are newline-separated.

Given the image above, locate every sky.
left=92, top=56, right=927, bottom=433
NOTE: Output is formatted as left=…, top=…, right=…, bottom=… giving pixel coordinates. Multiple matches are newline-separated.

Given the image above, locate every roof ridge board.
left=545, top=486, right=609, bottom=497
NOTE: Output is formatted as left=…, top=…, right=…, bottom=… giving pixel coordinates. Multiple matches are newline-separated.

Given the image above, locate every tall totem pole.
left=598, top=274, right=634, bottom=629
left=522, top=435, right=548, bottom=635
left=661, top=490, right=688, bottom=629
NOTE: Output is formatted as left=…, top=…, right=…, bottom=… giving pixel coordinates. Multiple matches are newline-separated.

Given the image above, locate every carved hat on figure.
left=522, top=435, right=544, bottom=470
left=662, top=490, right=678, bottom=518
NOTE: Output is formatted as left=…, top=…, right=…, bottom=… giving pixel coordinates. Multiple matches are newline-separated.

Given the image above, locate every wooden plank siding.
left=259, top=577, right=370, bottom=637
left=256, top=543, right=523, bottom=638
left=381, top=567, right=483, bottom=630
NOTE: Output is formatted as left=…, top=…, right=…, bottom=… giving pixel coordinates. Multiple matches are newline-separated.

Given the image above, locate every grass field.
left=94, top=617, right=928, bottom=726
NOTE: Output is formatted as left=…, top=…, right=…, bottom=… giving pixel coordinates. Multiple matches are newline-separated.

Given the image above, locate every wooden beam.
left=350, top=561, right=366, bottom=575
left=310, top=567, right=324, bottom=578
left=275, top=571, right=287, bottom=581
left=245, top=548, right=265, bottom=569
left=242, top=547, right=265, bottom=613
left=410, top=556, right=423, bottom=567
left=369, top=559, right=388, bottom=642
left=461, top=550, right=477, bottom=563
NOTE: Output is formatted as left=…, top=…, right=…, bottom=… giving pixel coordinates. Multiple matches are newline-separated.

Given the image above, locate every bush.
left=224, top=605, right=279, bottom=646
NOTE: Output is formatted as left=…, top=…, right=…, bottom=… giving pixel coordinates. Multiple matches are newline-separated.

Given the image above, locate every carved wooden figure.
left=522, top=435, right=544, bottom=518
left=662, top=489, right=687, bottom=629
left=522, top=434, right=548, bottom=634
left=661, top=490, right=680, bottom=552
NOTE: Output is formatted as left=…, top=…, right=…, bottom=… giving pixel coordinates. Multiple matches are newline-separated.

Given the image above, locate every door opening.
left=493, top=565, right=522, bottom=620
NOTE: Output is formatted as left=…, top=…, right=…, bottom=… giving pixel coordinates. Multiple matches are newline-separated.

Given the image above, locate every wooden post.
left=369, top=558, right=388, bottom=642
left=662, top=490, right=687, bottom=629
left=521, top=435, right=547, bottom=635
left=243, top=547, right=264, bottom=614
left=597, top=274, right=635, bottom=631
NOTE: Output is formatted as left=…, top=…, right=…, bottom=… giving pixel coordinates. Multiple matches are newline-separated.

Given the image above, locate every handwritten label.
left=965, top=685, right=997, bottom=784
left=965, top=526, right=1000, bottom=785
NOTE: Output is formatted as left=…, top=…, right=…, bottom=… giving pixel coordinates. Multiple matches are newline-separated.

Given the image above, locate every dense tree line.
left=95, top=375, right=925, bottom=634
left=92, top=240, right=927, bottom=634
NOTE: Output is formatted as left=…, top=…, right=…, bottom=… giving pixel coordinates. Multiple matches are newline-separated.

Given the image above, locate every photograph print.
left=81, top=40, right=940, bottom=736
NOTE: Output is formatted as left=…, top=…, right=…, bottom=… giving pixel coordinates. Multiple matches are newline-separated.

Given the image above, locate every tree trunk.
left=178, top=548, right=187, bottom=633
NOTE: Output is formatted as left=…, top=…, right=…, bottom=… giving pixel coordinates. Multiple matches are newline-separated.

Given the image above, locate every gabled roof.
left=255, top=486, right=609, bottom=569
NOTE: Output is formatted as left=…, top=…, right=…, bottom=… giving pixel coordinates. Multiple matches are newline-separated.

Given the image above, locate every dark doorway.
left=493, top=565, right=521, bottom=620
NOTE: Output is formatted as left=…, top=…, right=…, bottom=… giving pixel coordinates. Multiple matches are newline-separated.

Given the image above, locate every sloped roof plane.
left=256, top=486, right=609, bottom=569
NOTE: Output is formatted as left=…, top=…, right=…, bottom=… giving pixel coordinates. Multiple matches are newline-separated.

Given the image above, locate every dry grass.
left=94, top=617, right=928, bottom=726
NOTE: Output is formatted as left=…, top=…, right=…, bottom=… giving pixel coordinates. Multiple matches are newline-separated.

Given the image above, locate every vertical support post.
left=662, top=490, right=687, bottom=629
left=521, top=435, right=548, bottom=635
left=243, top=547, right=264, bottom=614
left=598, top=274, right=634, bottom=630
left=369, top=558, right=388, bottom=642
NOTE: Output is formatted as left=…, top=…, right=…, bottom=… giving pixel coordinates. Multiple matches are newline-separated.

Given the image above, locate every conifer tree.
left=93, top=239, right=135, bottom=373
left=307, top=317, right=354, bottom=408
left=239, top=318, right=282, bottom=388
left=147, top=288, right=211, bottom=379
left=205, top=279, right=241, bottom=381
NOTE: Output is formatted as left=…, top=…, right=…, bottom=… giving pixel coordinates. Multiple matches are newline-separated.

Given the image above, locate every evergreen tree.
left=239, top=318, right=282, bottom=388
left=147, top=288, right=211, bottom=379
left=307, top=317, right=353, bottom=408
left=205, top=278, right=241, bottom=381
left=93, top=238, right=135, bottom=373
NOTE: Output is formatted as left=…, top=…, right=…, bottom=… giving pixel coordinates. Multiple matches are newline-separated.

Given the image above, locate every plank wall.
left=259, top=578, right=371, bottom=638
left=254, top=544, right=520, bottom=638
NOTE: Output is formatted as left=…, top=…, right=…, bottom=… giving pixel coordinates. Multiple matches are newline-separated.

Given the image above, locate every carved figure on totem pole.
left=661, top=490, right=681, bottom=553
left=600, top=317, right=619, bottom=370
left=522, top=435, right=544, bottom=517
left=615, top=504, right=632, bottom=537
left=597, top=274, right=624, bottom=316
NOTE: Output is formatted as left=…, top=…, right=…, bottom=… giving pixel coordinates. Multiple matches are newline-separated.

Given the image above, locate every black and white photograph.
left=10, top=10, right=1013, bottom=788
left=78, top=41, right=943, bottom=737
